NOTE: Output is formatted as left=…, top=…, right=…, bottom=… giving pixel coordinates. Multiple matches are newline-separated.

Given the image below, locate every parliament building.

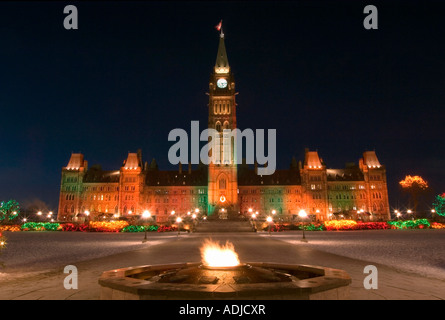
left=57, top=33, right=390, bottom=223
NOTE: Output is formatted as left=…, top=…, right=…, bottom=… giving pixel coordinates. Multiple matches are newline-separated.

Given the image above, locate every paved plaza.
left=0, top=230, right=444, bottom=300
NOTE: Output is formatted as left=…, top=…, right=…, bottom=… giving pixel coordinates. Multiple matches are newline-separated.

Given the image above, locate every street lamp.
left=176, top=217, right=182, bottom=236
left=142, top=210, right=151, bottom=243
left=298, top=209, right=308, bottom=242
left=251, top=213, right=257, bottom=232
left=271, top=209, right=276, bottom=215
left=266, top=216, right=273, bottom=235
left=191, top=213, right=197, bottom=232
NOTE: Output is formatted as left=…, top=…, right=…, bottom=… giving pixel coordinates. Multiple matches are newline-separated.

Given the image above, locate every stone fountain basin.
left=99, top=262, right=351, bottom=300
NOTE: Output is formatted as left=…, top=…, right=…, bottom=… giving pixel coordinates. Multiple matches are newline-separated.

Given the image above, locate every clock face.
left=217, top=78, right=227, bottom=88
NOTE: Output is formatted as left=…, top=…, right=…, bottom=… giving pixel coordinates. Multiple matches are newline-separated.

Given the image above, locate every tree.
left=432, top=193, right=445, bottom=218
left=0, top=200, right=20, bottom=225
left=399, top=175, right=429, bottom=217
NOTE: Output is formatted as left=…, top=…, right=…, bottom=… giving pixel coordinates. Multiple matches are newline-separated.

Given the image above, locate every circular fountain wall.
left=99, top=262, right=351, bottom=300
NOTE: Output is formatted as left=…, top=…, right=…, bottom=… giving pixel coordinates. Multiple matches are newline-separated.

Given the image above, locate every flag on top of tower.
left=215, top=20, right=222, bottom=31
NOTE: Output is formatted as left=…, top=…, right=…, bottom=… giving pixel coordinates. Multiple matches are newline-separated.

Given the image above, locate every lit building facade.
left=58, top=34, right=390, bottom=223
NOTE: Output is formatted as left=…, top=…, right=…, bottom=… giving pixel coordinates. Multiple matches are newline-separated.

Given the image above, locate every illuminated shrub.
left=21, top=222, right=62, bottom=231
left=324, top=220, right=358, bottom=231
left=89, top=221, right=129, bottom=232
left=355, top=222, right=390, bottom=230
left=431, top=222, right=445, bottom=229
left=121, top=225, right=160, bottom=232
left=61, top=223, right=88, bottom=232
left=387, top=219, right=430, bottom=229
left=0, top=225, right=21, bottom=232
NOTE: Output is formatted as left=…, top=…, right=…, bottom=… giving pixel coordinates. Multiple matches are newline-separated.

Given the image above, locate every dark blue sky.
left=0, top=1, right=444, bottom=212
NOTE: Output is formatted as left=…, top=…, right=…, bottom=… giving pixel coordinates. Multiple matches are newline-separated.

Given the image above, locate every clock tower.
left=207, top=31, right=239, bottom=218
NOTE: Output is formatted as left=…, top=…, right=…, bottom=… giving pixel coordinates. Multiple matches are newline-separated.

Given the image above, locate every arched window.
left=219, top=178, right=226, bottom=189
left=114, top=206, right=118, bottom=213
left=223, top=121, right=230, bottom=130
left=215, top=121, right=222, bottom=132
left=123, top=206, right=127, bottom=214
left=70, top=205, right=74, bottom=213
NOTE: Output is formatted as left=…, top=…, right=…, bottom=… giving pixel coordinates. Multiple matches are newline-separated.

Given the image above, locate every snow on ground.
left=272, top=229, right=445, bottom=280
left=0, top=231, right=177, bottom=274
left=1, top=229, right=445, bottom=282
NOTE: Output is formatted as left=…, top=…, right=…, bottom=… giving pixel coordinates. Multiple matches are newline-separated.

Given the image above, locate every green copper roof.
left=215, top=34, right=229, bottom=69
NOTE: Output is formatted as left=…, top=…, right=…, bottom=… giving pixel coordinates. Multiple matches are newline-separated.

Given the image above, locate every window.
left=219, top=178, right=226, bottom=189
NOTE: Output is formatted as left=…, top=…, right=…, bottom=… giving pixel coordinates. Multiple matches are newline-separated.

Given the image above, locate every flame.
left=200, top=239, right=240, bottom=267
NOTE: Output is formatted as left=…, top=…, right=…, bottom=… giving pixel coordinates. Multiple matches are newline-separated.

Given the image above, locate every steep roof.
left=123, top=152, right=142, bottom=170
left=215, top=34, right=230, bottom=73
left=327, top=168, right=364, bottom=181
left=238, top=166, right=301, bottom=186
left=304, top=150, right=323, bottom=168
left=363, top=151, right=382, bottom=168
left=65, top=153, right=85, bottom=170
left=145, top=168, right=207, bottom=187
left=83, top=166, right=120, bottom=183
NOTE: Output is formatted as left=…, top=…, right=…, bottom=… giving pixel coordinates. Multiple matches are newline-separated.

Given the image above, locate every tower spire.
left=214, top=26, right=230, bottom=74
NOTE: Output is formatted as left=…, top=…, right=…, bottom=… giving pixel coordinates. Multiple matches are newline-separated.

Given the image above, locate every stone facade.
left=57, top=34, right=390, bottom=223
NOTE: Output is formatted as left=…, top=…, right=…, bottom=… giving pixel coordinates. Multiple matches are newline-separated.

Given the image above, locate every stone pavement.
left=0, top=232, right=444, bottom=300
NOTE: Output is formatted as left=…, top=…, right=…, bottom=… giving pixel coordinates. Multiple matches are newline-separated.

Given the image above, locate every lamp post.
left=266, top=216, right=273, bottom=235
left=191, top=213, right=197, bottom=232
left=176, top=216, right=182, bottom=236
left=298, top=209, right=308, bottom=242
left=431, top=208, right=436, bottom=218
left=250, top=213, right=257, bottom=232
left=142, top=210, right=151, bottom=243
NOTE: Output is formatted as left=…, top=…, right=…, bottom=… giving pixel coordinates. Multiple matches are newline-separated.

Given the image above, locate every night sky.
left=0, top=1, right=444, bottom=213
